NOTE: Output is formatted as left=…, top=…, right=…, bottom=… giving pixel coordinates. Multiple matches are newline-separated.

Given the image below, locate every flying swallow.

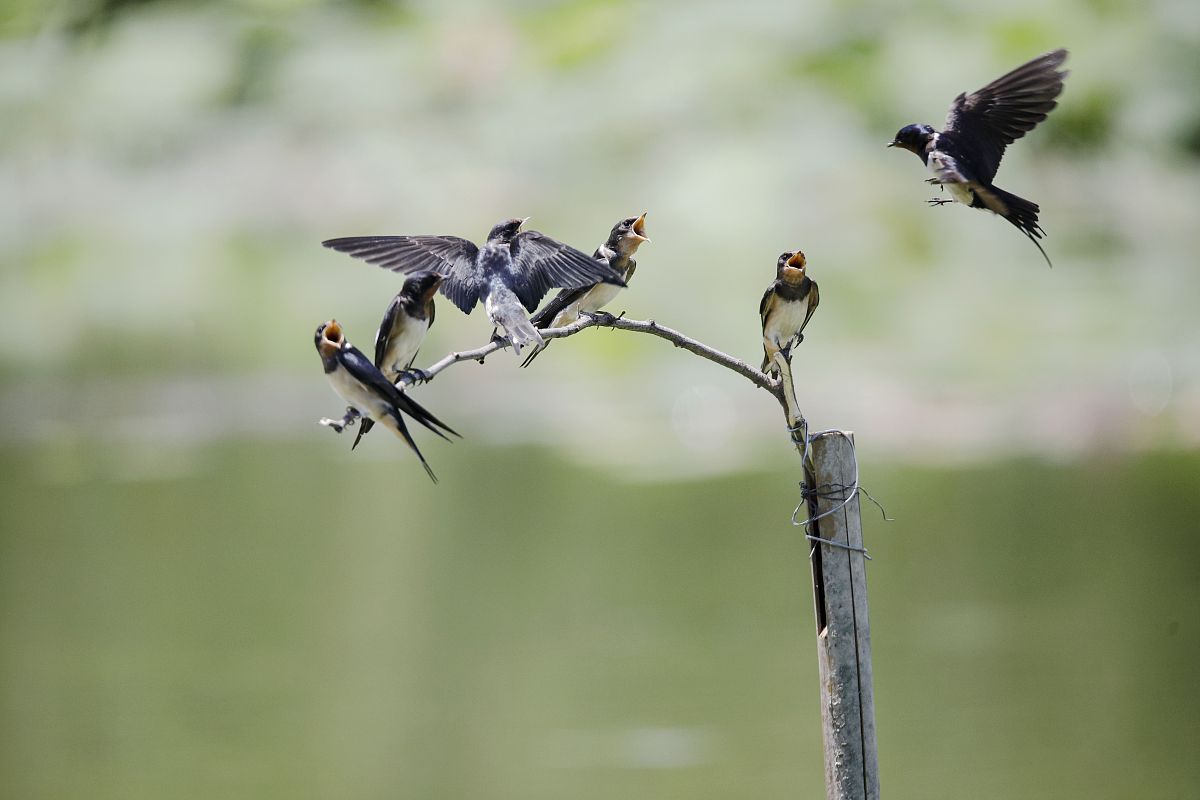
left=315, top=319, right=458, bottom=482
left=888, top=48, right=1068, bottom=266
left=521, top=212, right=650, bottom=367
left=322, top=218, right=626, bottom=356
left=352, top=271, right=443, bottom=450
left=760, top=251, right=819, bottom=376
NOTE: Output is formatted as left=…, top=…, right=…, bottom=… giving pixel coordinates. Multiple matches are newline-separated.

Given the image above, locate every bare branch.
left=401, top=312, right=784, bottom=401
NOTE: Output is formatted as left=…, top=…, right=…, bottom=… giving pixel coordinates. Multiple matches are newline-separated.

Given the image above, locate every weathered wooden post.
left=805, top=432, right=879, bottom=799
left=775, top=353, right=879, bottom=799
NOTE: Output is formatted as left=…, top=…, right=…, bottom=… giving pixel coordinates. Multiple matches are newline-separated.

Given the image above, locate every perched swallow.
left=315, top=319, right=458, bottom=482
left=521, top=212, right=650, bottom=367
left=760, top=251, right=819, bottom=375
left=323, top=218, right=626, bottom=356
left=352, top=272, right=443, bottom=450
left=889, top=48, right=1068, bottom=266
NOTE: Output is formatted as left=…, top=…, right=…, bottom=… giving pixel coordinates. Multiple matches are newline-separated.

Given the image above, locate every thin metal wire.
left=790, top=428, right=886, bottom=559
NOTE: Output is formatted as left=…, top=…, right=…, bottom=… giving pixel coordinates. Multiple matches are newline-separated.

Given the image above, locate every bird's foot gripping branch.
left=319, top=407, right=360, bottom=433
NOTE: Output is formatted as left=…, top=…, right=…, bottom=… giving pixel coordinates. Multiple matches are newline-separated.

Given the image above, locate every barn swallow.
left=352, top=272, right=443, bottom=450
left=315, top=319, right=458, bottom=482
left=323, top=218, right=626, bottom=356
left=760, top=251, right=819, bottom=376
left=521, top=212, right=650, bottom=367
left=889, top=48, right=1068, bottom=266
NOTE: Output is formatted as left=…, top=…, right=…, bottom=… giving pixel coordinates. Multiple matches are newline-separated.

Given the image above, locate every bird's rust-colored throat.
left=781, top=251, right=807, bottom=283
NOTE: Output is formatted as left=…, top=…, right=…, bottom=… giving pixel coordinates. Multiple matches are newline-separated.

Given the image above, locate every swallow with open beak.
left=351, top=271, right=443, bottom=450
left=760, top=251, right=819, bottom=376
left=521, top=212, right=650, bottom=367
left=888, top=48, right=1068, bottom=267
left=315, top=319, right=458, bottom=482
left=323, top=218, right=626, bottom=356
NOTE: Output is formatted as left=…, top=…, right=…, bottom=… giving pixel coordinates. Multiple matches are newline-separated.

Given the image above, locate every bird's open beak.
left=520, top=216, right=531, bottom=228
left=631, top=212, right=650, bottom=243
left=319, top=319, right=344, bottom=358
left=324, top=320, right=343, bottom=344
left=786, top=251, right=807, bottom=269
left=886, top=140, right=897, bottom=147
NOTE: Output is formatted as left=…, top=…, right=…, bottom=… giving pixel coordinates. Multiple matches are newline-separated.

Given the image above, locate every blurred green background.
left=2, top=0, right=1199, bottom=798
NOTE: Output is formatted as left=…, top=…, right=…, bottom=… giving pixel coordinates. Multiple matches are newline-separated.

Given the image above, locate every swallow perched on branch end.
left=521, top=212, right=650, bottom=367
left=315, top=319, right=458, bottom=482
left=760, top=251, right=819, bottom=376
left=889, top=48, right=1068, bottom=267
left=322, top=218, right=626, bottom=356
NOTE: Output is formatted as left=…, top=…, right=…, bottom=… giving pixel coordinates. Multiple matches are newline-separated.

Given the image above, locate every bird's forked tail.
left=980, top=184, right=1053, bottom=267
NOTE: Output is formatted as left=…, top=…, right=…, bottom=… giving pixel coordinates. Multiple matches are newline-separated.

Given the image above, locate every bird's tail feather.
left=986, top=184, right=1052, bottom=267
left=396, top=393, right=460, bottom=440
left=351, top=418, right=374, bottom=450
left=520, top=340, right=550, bottom=368
left=379, top=409, right=438, bottom=483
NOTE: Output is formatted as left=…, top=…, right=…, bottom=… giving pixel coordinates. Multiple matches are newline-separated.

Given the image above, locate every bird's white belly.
left=945, top=181, right=974, bottom=204
left=552, top=282, right=623, bottom=327
left=328, top=368, right=389, bottom=421
left=764, top=297, right=810, bottom=346
left=927, top=149, right=974, bottom=205
left=579, top=282, right=622, bottom=313
left=380, top=319, right=428, bottom=377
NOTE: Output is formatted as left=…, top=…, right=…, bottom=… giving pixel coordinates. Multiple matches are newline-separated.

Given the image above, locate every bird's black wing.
left=942, top=48, right=1068, bottom=183
left=798, top=279, right=819, bottom=335
left=508, top=231, right=627, bottom=313
left=529, top=286, right=587, bottom=329
left=759, top=281, right=778, bottom=330
left=322, top=235, right=485, bottom=314
left=373, top=293, right=403, bottom=368
left=340, top=345, right=459, bottom=440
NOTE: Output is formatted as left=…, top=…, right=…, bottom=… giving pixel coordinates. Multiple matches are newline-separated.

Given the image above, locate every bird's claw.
left=927, top=198, right=953, bottom=206
left=399, top=368, right=431, bottom=386
left=320, top=407, right=360, bottom=433
left=581, top=310, right=617, bottom=325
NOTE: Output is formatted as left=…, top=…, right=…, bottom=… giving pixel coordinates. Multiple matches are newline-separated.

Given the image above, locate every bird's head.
left=609, top=211, right=650, bottom=255
left=887, top=123, right=935, bottom=156
left=777, top=250, right=807, bottom=283
left=487, top=217, right=529, bottom=243
left=315, top=319, right=344, bottom=361
left=406, top=271, right=445, bottom=302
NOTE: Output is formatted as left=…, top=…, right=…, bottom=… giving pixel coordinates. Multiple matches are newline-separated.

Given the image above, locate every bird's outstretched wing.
left=943, top=49, right=1068, bottom=183
left=508, top=231, right=626, bottom=313
left=322, top=236, right=485, bottom=314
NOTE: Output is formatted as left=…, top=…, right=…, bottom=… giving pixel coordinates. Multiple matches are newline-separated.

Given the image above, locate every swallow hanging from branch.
left=760, top=251, right=819, bottom=376
left=889, top=48, right=1069, bottom=266
left=322, top=218, right=626, bottom=356
left=315, top=319, right=458, bottom=482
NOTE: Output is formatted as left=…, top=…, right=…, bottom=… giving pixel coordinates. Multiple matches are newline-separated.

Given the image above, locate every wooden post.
left=805, top=432, right=879, bottom=800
